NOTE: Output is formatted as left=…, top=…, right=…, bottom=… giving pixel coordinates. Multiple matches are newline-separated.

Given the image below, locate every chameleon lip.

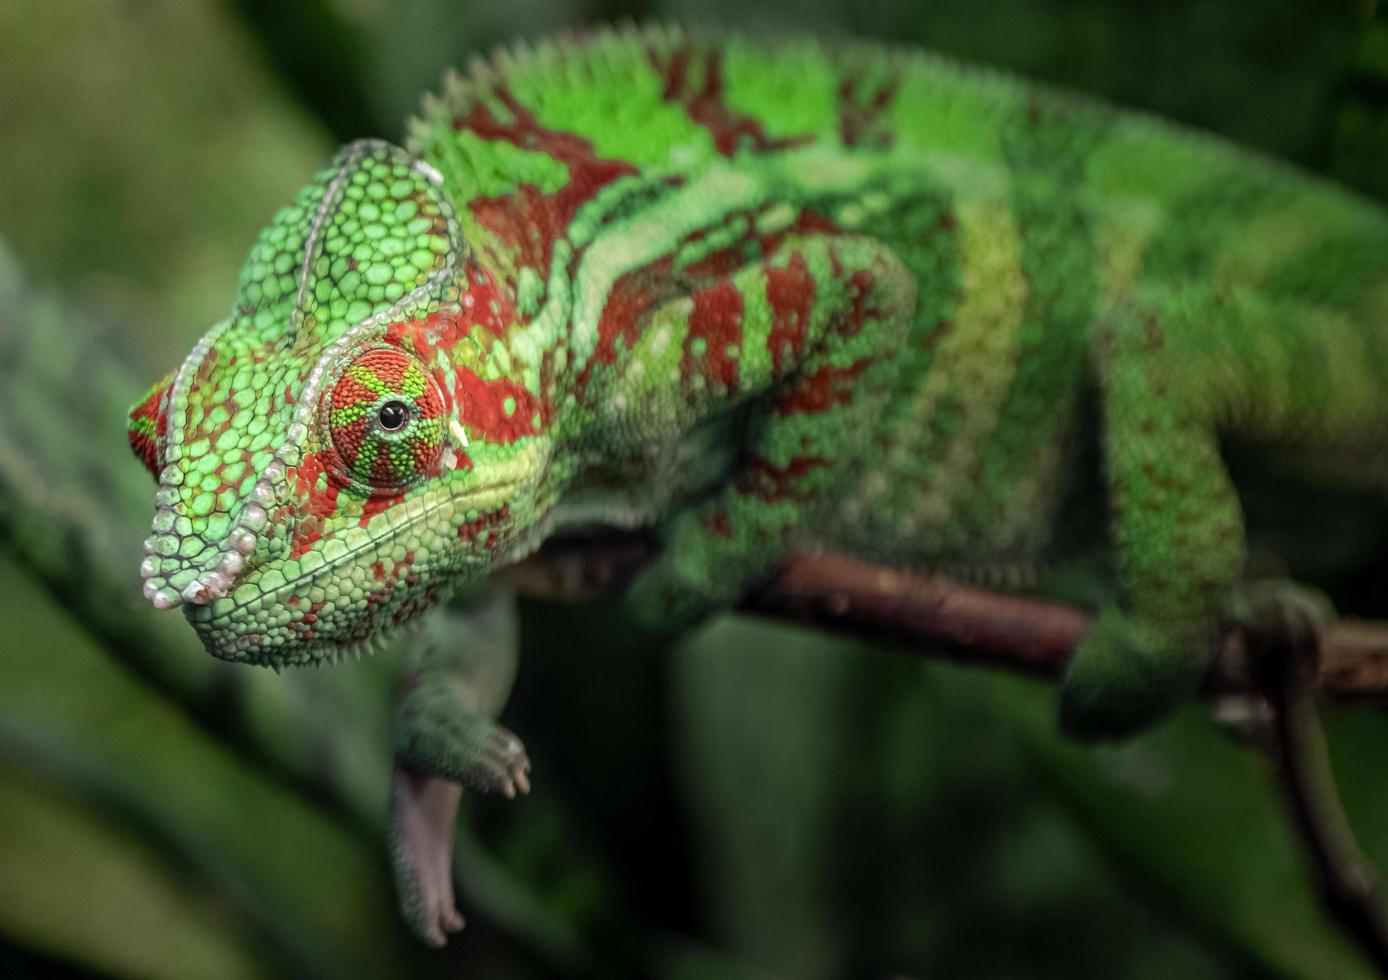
left=186, top=477, right=525, bottom=631
left=206, top=613, right=420, bottom=672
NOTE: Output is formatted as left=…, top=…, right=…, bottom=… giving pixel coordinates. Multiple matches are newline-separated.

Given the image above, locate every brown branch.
left=509, top=536, right=1388, bottom=699
left=509, top=533, right=1388, bottom=974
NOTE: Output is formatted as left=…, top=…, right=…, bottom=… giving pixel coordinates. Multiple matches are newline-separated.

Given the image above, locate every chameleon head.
left=127, top=140, right=548, bottom=668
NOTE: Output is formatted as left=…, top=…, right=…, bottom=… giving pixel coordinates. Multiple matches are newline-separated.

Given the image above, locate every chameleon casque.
left=127, top=27, right=1388, bottom=945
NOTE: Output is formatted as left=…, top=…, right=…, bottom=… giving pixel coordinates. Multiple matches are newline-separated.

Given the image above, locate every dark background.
left=1, top=1, right=1387, bottom=977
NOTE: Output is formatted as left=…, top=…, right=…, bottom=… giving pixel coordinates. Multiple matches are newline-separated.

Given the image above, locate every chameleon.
left=126, top=26, right=1388, bottom=945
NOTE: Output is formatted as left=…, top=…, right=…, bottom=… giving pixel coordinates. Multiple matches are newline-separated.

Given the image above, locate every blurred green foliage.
left=1, top=1, right=1387, bottom=978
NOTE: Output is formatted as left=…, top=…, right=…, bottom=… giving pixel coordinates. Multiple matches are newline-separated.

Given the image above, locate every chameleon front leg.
left=1060, top=300, right=1246, bottom=737
left=1060, top=273, right=1388, bottom=736
left=623, top=234, right=916, bottom=629
left=389, top=587, right=528, bottom=946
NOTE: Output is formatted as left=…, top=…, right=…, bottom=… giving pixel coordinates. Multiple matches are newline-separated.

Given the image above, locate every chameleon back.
left=407, top=28, right=1388, bottom=569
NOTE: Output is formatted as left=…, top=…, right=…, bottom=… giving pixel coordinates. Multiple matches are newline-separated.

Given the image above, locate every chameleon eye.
left=377, top=400, right=410, bottom=432
left=326, top=347, right=446, bottom=494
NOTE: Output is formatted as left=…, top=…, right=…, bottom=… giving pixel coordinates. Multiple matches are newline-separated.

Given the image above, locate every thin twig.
left=1250, top=613, right=1388, bottom=975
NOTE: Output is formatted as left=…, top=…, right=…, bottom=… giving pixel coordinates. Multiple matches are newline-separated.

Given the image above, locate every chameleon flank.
left=130, top=26, right=1388, bottom=944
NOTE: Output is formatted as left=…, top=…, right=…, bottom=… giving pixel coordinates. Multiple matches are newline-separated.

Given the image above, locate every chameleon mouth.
left=207, top=479, right=521, bottom=625
left=182, top=478, right=524, bottom=666
left=202, top=601, right=421, bottom=672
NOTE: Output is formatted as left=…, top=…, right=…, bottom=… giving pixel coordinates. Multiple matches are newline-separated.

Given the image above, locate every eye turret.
left=324, top=347, right=447, bottom=494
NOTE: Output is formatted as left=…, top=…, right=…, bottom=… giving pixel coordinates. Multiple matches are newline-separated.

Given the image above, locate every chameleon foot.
left=1226, top=579, right=1334, bottom=653
left=388, top=596, right=527, bottom=946
left=389, top=767, right=465, bottom=947
left=470, top=725, right=532, bottom=799
left=1060, top=608, right=1208, bottom=740
left=395, top=693, right=532, bottom=797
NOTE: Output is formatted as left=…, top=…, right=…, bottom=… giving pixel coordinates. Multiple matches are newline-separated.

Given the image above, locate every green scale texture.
left=133, top=26, right=1388, bottom=735
left=138, top=142, right=463, bottom=612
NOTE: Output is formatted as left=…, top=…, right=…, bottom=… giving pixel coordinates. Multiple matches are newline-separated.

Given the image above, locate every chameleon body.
left=128, top=27, right=1388, bottom=944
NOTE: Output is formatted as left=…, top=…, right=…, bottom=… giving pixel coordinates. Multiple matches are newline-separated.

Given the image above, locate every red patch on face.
left=128, top=375, right=171, bottom=478
left=389, top=267, right=517, bottom=353
left=454, top=369, right=540, bottom=444
left=295, top=451, right=340, bottom=519
left=682, top=281, right=743, bottom=391
left=289, top=524, right=322, bottom=558
left=359, top=491, right=404, bottom=526
left=766, top=252, right=815, bottom=372
left=458, top=264, right=512, bottom=339
left=285, top=452, right=339, bottom=556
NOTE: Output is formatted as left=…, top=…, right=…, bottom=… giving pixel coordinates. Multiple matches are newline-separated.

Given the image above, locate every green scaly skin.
left=127, top=27, right=1388, bottom=944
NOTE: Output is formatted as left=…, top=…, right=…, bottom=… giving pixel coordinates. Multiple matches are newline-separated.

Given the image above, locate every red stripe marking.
left=766, top=252, right=815, bottom=372
left=575, top=255, right=678, bottom=395
left=840, top=270, right=880, bottom=338
left=461, top=88, right=638, bottom=277
left=682, top=280, right=743, bottom=391
left=775, top=359, right=872, bottom=416
left=837, top=70, right=900, bottom=148
left=649, top=43, right=812, bottom=157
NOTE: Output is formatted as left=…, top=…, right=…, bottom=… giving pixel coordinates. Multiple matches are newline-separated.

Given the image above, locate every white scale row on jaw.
left=140, top=314, right=235, bottom=610
left=142, top=149, right=466, bottom=610
left=140, top=143, right=361, bottom=611
left=173, top=142, right=369, bottom=608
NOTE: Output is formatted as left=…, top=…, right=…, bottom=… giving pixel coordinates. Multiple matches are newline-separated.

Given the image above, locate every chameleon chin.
left=127, top=26, right=1388, bottom=946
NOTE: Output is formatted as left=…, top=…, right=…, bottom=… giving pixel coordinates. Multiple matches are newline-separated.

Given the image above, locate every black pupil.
left=377, top=400, right=409, bottom=432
